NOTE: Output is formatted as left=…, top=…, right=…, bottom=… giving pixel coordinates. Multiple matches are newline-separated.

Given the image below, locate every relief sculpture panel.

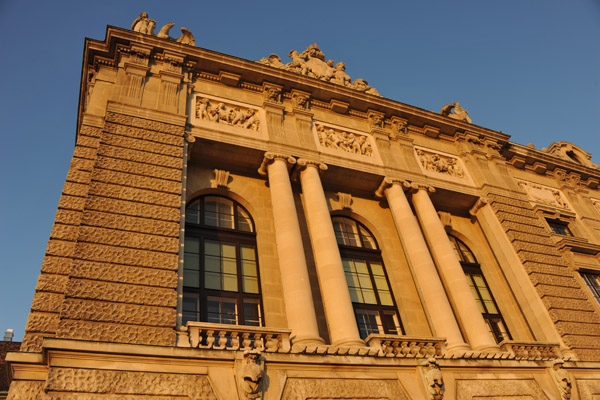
left=282, top=378, right=408, bottom=400
left=192, top=94, right=261, bottom=132
left=415, top=147, right=467, bottom=180
left=517, top=180, right=572, bottom=211
left=315, top=123, right=373, bottom=157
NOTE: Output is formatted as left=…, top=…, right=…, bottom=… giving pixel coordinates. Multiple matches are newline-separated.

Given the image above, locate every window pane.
left=465, top=274, right=486, bottom=313
left=185, top=238, right=200, bottom=254
left=182, top=293, right=199, bottom=324
left=348, top=286, right=363, bottom=303
left=205, top=272, right=221, bottom=290
left=183, top=269, right=200, bottom=288
left=237, top=207, right=253, bottom=232
left=204, top=255, right=220, bottom=272
left=378, top=290, right=393, bottom=306
left=359, top=226, right=377, bottom=249
left=381, top=311, right=401, bottom=335
left=243, top=299, right=262, bottom=326
left=583, top=272, right=600, bottom=304
left=242, top=260, right=257, bottom=277
left=222, top=243, right=236, bottom=258
left=184, top=253, right=200, bottom=270
left=207, top=296, right=238, bottom=325
left=204, top=212, right=219, bottom=227
left=222, top=258, right=237, bottom=275
left=355, top=309, right=381, bottom=339
left=186, top=208, right=199, bottom=224
left=204, top=240, right=220, bottom=256
left=374, top=276, right=390, bottom=292
left=362, top=289, right=377, bottom=304
left=345, top=271, right=360, bottom=288
left=204, top=198, right=218, bottom=213
left=223, top=275, right=238, bottom=292
left=241, top=245, right=256, bottom=261
left=243, top=276, right=259, bottom=294
left=219, top=212, right=234, bottom=229
left=354, top=260, right=369, bottom=275
left=370, top=263, right=384, bottom=276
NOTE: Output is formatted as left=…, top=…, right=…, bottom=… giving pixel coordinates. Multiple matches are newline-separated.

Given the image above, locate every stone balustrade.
left=365, top=335, right=446, bottom=358
left=499, top=341, right=562, bottom=360
left=177, top=322, right=291, bottom=353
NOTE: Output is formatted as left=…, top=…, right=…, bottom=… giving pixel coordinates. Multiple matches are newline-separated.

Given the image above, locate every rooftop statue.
left=257, top=43, right=382, bottom=96
left=440, top=101, right=472, bottom=123
left=130, top=12, right=195, bottom=46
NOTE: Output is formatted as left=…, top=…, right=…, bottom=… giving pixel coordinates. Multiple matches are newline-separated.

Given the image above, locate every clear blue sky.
left=1, top=1, right=599, bottom=340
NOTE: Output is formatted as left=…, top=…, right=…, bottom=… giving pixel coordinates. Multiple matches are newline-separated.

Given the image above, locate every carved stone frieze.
left=456, top=379, right=550, bottom=400
left=263, top=85, right=282, bottom=104
left=193, top=96, right=260, bottom=131
left=517, top=180, right=572, bottom=210
left=292, top=92, right=310, bottom=111
left=390, top=117, right=408, bottom=140
left=315, top=124, right=373, bottom=157
left=367, top=112, right=385, bottom=130
left=554, top=168, right=582, bottom=189
left=257, top=43, right=382, bottom=96
left=415, top=148, right=466, bottom=179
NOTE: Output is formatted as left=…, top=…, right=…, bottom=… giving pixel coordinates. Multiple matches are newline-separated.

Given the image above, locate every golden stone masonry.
left=5, top=11, right=600, bottom=400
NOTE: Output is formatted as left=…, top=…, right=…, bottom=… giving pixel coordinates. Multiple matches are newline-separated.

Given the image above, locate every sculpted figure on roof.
left=130, top=12, right=195, bottom=46
left=440, top=101, right=472, bottom=123
left=257, top=44, right=382, bottom=96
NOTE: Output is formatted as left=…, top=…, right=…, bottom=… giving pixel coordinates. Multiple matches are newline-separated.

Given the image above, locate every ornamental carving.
left=440, top=101, right=472, bottom=123
left=282, top=378, right=409, bottom=400
left=550, top=359, right=572, bottom=400
left=416, top=149, right=465, bottom=178
left=422, top=358, right=444, bottom=400
left=195, top=97, right=260, bottom=131
left=316, top=124, right=373, bottom=157
left=239, top=350, right=264, bottom=400
left=517, top=180, right=571, bottom=210
left=130, top=12, right=195, bottom=46
left=592, top=199, right=600, bottom=215
left=257, top=43, right=382, bottom=96
left=544, top=141, right=599, bottom=169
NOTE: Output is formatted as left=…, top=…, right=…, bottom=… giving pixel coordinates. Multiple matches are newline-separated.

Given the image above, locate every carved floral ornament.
left=415, top=148, right=466, bottom=179
left=315, top=124, right=374, bottom=157
left=517, top=180, right=572, bottom=211
left=193, top=95, right=261, bottom=132
left=257, top=43, right=381, bottom=96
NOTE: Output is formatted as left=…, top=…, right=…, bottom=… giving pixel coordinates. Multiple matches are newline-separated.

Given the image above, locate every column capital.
left=296, top=158, right=328, bottom=172
left=375, top=177, right=418, bottom=198
left=469, top=197, right=488, bottom=217
left=257, top=152, right=296, bottom=176
left=410, top=184, right=436, bottom=194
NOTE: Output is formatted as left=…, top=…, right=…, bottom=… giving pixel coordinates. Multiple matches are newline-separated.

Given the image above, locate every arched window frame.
left=182, top=195, right=264, bottom=327
left=331, top=215, right=405, bottom=339
left=448, top=234, right=511, bottom=343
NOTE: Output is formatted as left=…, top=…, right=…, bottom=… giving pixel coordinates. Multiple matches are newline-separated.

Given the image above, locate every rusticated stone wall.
left=21, top=112, right=184, bottom=351
left=488, top=193, right=600, bottom=360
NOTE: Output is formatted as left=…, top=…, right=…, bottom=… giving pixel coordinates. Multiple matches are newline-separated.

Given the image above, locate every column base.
left=291, top=335, right=326, bottom=346
left=331, top=337, right=366, bottom=348
left=473, top=344, right=501, bottom=353
left=446, top=341, right=472, bottom=354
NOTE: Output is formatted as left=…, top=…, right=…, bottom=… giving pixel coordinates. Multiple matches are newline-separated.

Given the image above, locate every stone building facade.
left=6, top=15, right=600, bottom=399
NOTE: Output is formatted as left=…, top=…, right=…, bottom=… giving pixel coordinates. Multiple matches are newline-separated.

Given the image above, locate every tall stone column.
left=378, top=179, right=469, bottom=351
left=258, top=153, right=324, bottom=345
left=411, top=186, right=499, bottom=351
left=297, top=159, right=364, bottom=347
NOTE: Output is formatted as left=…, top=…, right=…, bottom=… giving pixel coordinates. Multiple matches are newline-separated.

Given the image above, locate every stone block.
left=488, top=194, right=531, bottom=208
left=69, top=157, right=95, bottom=172
left=72, top=146, right=98, bottom=160
left=522, top=261, right=572, bottom=276
left=517, top=251, right=567, bottom=266
left=30, top=292, right=64, bottom=313
left=60, top=298, right=176, bottom=327
left=24, top=312, right=59, bottom=333
left=49, top=223, right=79, bottom=241
left=69, top=260, right=178, bottom=288
left=5, top=381, right=49, bottom=400
left=535, top=284, right=588, bottom=299
left=511, top=241, right=556, bottom=255
left=65, top=278, right=177, bottom=307
left=61, top=181, right=89, bottom=198
left=65, top=168, right=91, bottom=184
left=57, top=194, right=87, bottom=211
left=105, top=121, right=184, bottom=146
left=88, top=181, right=180, bottom=208
left=101, top=133, right=183, bottom=158
left=54, top=209, right=83, bottom=226
left=45, top=239, right=76, bottom=258
left=85, top=196, right=180, bottom=221
left=542, top=296, right=596, bottom=311
left=106, top=112, right=184, bottom=135
left=41, top=256, right=72, bottom=275
left=20, top=333, right=44, bottom=352
left=79, top=125, right=103, bottom=138
left=495, top=211, right=543, bottom=227
left=549, top=308, right=600, bottom=323
left=561, top=333, right=600, bottom=349
left=486, top=201, right=537, bottom=217
left=74, top=134, right=100, bottom=148
left=98, top=144, right=182, bottom=169
left=35, top=273, right=69, bottom=293
left=81, top=210, right=179, bottom=236
left=78, top=226, right=179, bottom=253
left=95, top=155, right=182, bottom=181
left=506, top=230, right=554, bottom=246
left=76, top=242, right=178, bottom=270
left=55, top=320, right=176, bottom=347
left=501, top=221, right=549, bottom=235
left=92, top=167, right=182, bottom=194
left=555, top=321, right=600, bottom=336
left=529, top=272, right=580, bottom=288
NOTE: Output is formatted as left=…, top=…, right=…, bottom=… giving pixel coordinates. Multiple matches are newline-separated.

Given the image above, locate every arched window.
left=448, top=235, right=511, bottom=343
left=182, top=195, right=263, bottom=327
left=332, top=216, right=404, bottom=339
